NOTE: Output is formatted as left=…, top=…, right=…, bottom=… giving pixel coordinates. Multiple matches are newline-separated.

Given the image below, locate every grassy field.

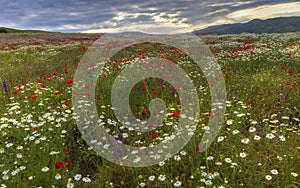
left=0, top=32, right=299, bottom=188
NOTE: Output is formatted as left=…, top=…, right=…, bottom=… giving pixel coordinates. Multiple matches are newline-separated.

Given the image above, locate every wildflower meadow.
left=0, top=32, right=299, bottom=187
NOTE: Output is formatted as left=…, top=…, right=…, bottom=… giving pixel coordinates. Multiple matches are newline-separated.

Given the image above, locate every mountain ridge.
left=193, top=16, right=300, bottom=35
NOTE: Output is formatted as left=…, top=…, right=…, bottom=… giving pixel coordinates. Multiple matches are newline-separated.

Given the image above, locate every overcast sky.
left=1, top=0, right=299, bottom=33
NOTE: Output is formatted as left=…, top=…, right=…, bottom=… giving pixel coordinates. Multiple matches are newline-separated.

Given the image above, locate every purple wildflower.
left=3, top=81, right=8, bottom=93
left=285, top=93, right=289, bottom=101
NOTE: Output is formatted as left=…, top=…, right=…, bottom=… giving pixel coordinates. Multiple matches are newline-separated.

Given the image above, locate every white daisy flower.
left=41, top=167, right=49, bottom=172
left=174, top=180, right=182, bottom=187
left=254, top=135, right=261, bottom=141
left=158, top=175, right=166, bottom=181
left=148, top=175, right=155, bottom=181
left=241, top=138, right=250, bottom=144
left=248, top=126, right=256, bottom=133
left=55, top=174, right=61, bottom=180
left=217, top=136, right=225, bottom=142
left=174, top=155, right=181, bottom=161
left=291, top=172, right=298, bottom=177
left=271, top=169, right=278, bottom=175
left=74, top=174, right=82, bottom=181
left=265, top=175, right=272, bottom=180
left=82, top=177, right=91, bottom=183
left=239, top=152, right=247, bottom=158
left=266, top=133, right=275, bottom=139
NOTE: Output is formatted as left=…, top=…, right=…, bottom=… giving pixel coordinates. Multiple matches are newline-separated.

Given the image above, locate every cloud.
left=204, top=9, right=229, bottom=17
left=0, top=0, right=299, bottom=33
left=227, top=2, right=300, bottom=22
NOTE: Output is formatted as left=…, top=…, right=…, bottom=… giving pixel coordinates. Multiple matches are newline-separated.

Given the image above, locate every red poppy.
left=172, top=112, right=179, bottom=118
left=173, top=87, right=179, bottom=92
left=143, top=108, right=149, bottom=114
left=288, top=70, right=293, bottom=74
left=54, top=91, right=60, bottom=95
left=65, top=161, right=73, bottom=168
left=243, top=44, right=249, bottom=50
left=150, top=133, right=157, bottom=139
left=210, top=113, right=216, bottom=118
left=286, top=81, right=291, bottom=86
left=63, top=148, right=69, bottom=153
left=195, top=145, right=201, bottom=152
left=67, top=79, right=73, bottom=85
left=44, top=75, right=51, bottom=80
left=86, top=92, right=92, bottom=97
left=39, top=85, right=45, bottom=89
left=85, top=83, right=90, bottom=89
left=55, top=162, right=64, bottom=169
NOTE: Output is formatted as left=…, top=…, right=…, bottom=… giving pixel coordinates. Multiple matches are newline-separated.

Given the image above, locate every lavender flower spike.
left=3, top=81, right=8, bottom=93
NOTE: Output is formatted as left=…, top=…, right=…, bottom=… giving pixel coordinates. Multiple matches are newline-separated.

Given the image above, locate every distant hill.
left=0, top=27, right=52, bottom=34
left=193, top=17, right=300, bottom=35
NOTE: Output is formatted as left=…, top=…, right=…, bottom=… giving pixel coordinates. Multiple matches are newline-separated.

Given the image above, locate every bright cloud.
left=227, top=2, right=300, bottom=22
left=0, top=0, right=299, bottom=33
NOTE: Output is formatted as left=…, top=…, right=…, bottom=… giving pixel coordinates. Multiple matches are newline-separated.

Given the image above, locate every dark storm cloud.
left=0, top=0, right=299, bottom=33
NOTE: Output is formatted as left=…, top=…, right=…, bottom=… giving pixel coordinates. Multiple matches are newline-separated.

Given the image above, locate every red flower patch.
left=63, top=148, right=69, bottom=153
left=65, top=161, right=73, bottom=168
left=55, top=162, right=64, bottom=169
left=195, top=145, right=201, bottom=152
left=172, top=112, right=179, bottom=118
left=67, top=79, right=73, bottom=85
left=143, top=108, right=149, bottom=114
left=150, top=133, right=157, bottom=139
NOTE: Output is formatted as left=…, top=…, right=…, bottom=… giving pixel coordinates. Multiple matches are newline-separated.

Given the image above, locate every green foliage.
left=0, top=32, right=299, bottom=187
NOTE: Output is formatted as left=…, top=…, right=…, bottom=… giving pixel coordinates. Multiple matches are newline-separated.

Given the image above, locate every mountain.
left=193, top=17, right=300, bottom=35
left=0, top=27, right=53, bottom=34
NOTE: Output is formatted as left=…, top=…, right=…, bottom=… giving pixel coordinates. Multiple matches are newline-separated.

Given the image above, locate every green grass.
left=0, top=32, right=299, bottom=188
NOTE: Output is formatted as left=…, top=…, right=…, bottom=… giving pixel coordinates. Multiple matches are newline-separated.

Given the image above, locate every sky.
left=1, top=0, right=300, bottom=34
